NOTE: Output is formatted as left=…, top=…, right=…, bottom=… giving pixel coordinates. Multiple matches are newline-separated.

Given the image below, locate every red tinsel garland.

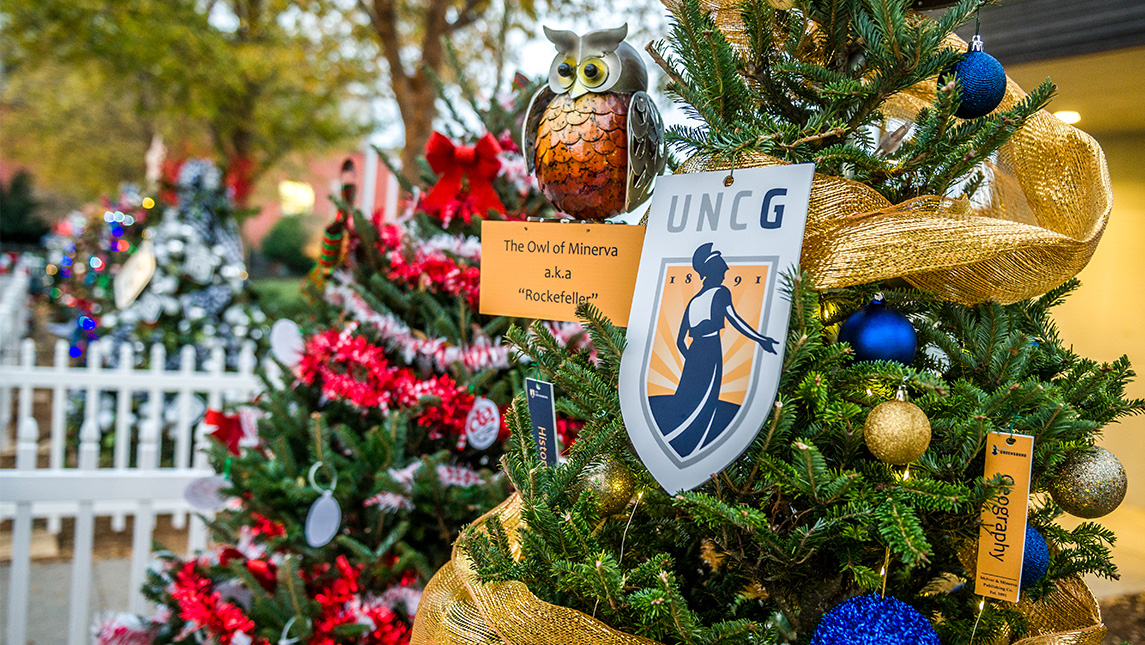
left=376, top=225, right=481, bottom=307
left=309, top=556, right=411, bottom=645
left=297, top=329, right=473, bottom=437
left=169, top=562, right=264, bottom=645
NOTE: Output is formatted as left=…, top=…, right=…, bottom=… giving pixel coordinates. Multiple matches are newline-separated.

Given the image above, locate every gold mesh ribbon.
left=411, top=493, right=664, bottom=645
left=414, top=496, right=1107, bottom=643
left=1007, top=576, right=1107, bottom=645
left=668, top=1, right=1111, bottom=304
left=955, top=540, right=1107, bottom=645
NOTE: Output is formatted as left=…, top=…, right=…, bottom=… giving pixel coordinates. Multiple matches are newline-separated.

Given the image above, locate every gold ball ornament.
left=579, top=457, right=636, bottom=516
left=1050, top=447, right=1127, bottom=519
left=864, top=400, right=931, bottom=465
left=818, top=298, right=845, bottom=344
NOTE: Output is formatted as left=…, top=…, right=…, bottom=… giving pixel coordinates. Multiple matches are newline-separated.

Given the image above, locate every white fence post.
left=111, top=342, right=135, bottom=532
left=68, top=341, right=103, bottom=645
left=129, top=353, right=161, bottom=614
left=0, top=260, right=32, bottom=453
left=48, top=339, right=69, bottom=534
left=5, top=339, right=39, bottom=645
left=186, top=347, right=225, bottom=554
left=171, top=345, right=194, bottom=530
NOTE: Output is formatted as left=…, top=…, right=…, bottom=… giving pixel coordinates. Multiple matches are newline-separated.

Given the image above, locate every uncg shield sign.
left=619, top=164, right=814, bottom=493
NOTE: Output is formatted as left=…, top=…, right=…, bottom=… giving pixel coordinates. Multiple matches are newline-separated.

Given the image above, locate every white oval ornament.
left=114, top=240, right=157, bottom=309
left=305, top=491, right=341, bottom=547
left=184, top=475, right=230, bottom=511
left=304, top=462, right=340, bottom=547
left=270, top=319, right=305, bottom=367
left=465, top=397, right=501, bottom=450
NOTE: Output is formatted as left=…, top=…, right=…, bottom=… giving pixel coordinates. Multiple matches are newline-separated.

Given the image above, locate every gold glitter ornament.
left=577, top=457, right=637, bottom=516
left=864, top=388, right=931, bottom=465
left=1050, top=447, right=1127, bottom=519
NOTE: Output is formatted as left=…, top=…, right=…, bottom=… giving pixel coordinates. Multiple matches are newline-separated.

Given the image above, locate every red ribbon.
left=205, top=409, right=243, bottom=456
left=423, top=132, right=505, bottom=216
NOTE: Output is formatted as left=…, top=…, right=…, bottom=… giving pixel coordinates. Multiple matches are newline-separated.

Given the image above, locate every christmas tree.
left=416, top=2, right=1141, bottom=644
left=104, top=159, right=266, bottom=370
left=39, top=185, right=154, bottom=359
left=99, top=76, right=591, bottom=645
left=39, top=159, right=265, bottom=367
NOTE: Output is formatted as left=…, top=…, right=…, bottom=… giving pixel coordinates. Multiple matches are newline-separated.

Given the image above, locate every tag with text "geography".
left=975, top=431, right=1034, bottom=603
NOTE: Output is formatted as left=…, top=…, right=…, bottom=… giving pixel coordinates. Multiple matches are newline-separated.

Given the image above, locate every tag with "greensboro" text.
left=975, top=431, right=1035, bottom=602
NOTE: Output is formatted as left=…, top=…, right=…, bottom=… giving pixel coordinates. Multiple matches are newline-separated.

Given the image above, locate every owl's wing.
left=626, top=91, right=666, bottom=212
left=522, top=86, right=557, bottom=174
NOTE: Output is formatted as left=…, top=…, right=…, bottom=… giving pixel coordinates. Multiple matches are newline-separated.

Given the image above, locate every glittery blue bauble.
left=949, top=50, right=1007, bottom=119
left=838, top=301, right=917, bottom=365
left=811, top=594, right=941, bottom=645
left=1022, top=524, right=1050, bottom=588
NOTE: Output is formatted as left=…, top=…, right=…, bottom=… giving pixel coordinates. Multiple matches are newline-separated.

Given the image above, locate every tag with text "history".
left=975, top=431, right=1035, bottom=603
left=525, top=378, right=559, bottom=466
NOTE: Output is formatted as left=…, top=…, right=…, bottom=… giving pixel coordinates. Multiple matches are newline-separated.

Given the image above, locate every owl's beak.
left=569, top=80, right=590, bottom=99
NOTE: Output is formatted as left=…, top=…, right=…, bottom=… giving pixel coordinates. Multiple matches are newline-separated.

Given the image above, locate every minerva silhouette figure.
left=649, top=243, right=779, bottom=459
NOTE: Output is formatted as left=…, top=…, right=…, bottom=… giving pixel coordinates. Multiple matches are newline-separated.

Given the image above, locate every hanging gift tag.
left=305, top=491, right=341, bottom=547
left=465, top=397, right=501, bottom=450
left=184, top=474, right=231, bottom=511
left=525, top=378, right=559, bottom=466
left=269, top=319, right=305, bottom=367
left=975, top=431, right=1035, bottom=602
left=304, top=462, right=341, bottom=547
left=114, top=239, right=157, bottom=309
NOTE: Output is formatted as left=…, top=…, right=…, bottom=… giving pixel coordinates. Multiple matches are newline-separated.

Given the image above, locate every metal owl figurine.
left=524, top=24, right=666, bottom=220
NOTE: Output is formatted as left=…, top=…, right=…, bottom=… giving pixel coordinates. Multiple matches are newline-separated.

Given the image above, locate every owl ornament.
left=524, top=24, right=666, bottom=221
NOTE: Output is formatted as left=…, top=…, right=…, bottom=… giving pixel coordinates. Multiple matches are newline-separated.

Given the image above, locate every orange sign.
left=975, top=432, right=1035, bottom=603
left=479, top=221, right=645, bottom=325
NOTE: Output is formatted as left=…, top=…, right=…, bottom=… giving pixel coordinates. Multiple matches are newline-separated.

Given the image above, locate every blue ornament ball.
left=838, top=299, right=917, bottom=365
left=811, top=594, right=941, bottom=645
left=1022, top=524, right=1050, bottom=588
left=947, top=43, right=1007, bottom=119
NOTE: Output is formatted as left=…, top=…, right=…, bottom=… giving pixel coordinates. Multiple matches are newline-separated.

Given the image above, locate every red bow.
left=205, top=409, right=243, bottom=455
left=423, top=132, right=505, bottom=216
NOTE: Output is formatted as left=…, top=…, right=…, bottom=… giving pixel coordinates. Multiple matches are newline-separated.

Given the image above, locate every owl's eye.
left=554, top=58, right=577, bottom=89
left=578, top=58, right=608, bottom=88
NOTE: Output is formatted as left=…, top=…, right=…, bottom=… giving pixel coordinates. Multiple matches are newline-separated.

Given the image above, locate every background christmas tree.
left=439, top=1, right=1143, bottom=644
left=39, top=185, right=154, bottom=359
left=103, top=159, right=266, bottom=370
left=99, top=73, right=591, bottom=645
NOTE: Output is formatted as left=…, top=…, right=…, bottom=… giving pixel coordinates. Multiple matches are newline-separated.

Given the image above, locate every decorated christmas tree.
left=39, top=186, right=154, bottom=359
left=104, top=159, right=266, bottom=369
left=414, top=2, right=1141, bottom=645
left=38, top=158, right=265, bottom=367
left=99, top=77, right=590, bottom=644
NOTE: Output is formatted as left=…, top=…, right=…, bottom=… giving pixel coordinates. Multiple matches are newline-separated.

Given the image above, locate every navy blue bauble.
left=811, top=594, right=941, bottom=645
left=838, top=299, right=917, bottom=365
left=947, top=38, right=1007, bottom=119
left=1022, top=524, right=1050, bottom=588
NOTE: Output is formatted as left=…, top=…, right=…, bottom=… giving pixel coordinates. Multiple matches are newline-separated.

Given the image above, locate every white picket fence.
left=0, top=257, right=35, bottom=454
left=0, top=337, right=279, bottom=645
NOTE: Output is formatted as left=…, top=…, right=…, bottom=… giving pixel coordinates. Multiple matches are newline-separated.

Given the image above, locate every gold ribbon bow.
left=669, top=1, right=1111, bottom=304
